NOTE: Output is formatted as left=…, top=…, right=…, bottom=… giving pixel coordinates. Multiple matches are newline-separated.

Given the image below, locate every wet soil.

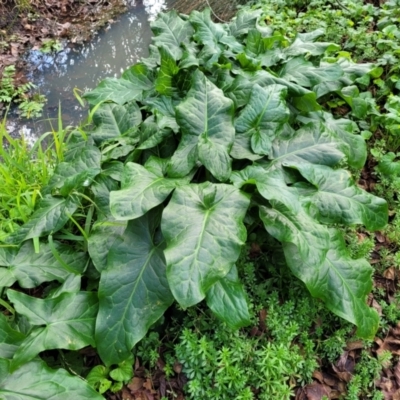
left=0, top=0, right=127, bottom=72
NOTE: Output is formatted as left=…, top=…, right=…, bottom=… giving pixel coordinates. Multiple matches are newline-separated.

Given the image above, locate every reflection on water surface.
left=8, top=0, right=177, bottom=137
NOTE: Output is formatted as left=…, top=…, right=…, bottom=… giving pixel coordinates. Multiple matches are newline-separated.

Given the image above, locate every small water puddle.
left=7, top=0, right=179, bottom=138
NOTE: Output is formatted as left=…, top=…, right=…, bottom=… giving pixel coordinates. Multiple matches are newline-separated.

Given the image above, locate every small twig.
left=204, top=0, right=227, bottom=23
left=334, top=0, right=350, bottom=12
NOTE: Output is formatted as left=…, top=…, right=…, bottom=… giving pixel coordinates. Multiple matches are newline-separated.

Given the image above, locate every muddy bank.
left=0, top=0, right=127, bottom=71
left=173, top=0, right=248, bottom=21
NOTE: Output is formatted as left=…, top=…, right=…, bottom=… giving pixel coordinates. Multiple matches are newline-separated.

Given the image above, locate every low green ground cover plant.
left=0, top=65, right=46, bottom=118
left=0, top=6, right=390, bottom=398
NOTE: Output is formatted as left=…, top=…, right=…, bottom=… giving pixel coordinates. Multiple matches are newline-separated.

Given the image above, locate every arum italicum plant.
left=0, top=7, right=388, bottom=394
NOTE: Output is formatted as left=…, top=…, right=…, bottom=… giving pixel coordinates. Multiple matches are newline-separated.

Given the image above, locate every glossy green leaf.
left=7, top=290, right=98, bottom=370
left=206, top=265, right=251, bottom=329
left=279, top=57, right=343, bottom=88
left=5, top=195, right=80, bottom=244
left=0, top=240, right=86, bottom=288
left=230, top=166, right=300, bottom=212
left=91, top=102, right=142, bottom=144
left=0, top=314, right=25, bottom=359
left=162, top=183, right=250, bottom=308
left=155, top=46, right=180, bottom=96
left=122, top=63, right=154, bottom=90
left=0, top=358, right=104, bottom=399
left=110, top=158, right=188, bottom=220
left=229, top=9, right=262, bottom=37
left=268, top=123, right=346, bottom=168
left=96, top=210, right=173, bottom=366
left=283, top=229, right=379, bottom=339
left=83, top=77, right=142, bottom=105
left=299, top=112, right=367, bottom=169
left=170, top=70, right=235, bottom=181
left=46, top=144, right=101, bottom=196
left=289, top=163, right=388, bottom=230
left=151, top=11, right=194, bottom=60
left=284, top=30, right=340, bottom=57
left=259, top=202, right=329, bottom=267
left=190, top=9, right=227, bottom=48
left=88, top=221, right=127, bottom=273
left=235, top=84, right=289, bottom=155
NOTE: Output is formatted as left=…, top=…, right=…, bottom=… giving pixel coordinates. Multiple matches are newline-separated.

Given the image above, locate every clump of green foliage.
left=0, top=7, right=388, bottom=399
left=0, top=65, right=46, bottom=118
left=0, top=118, right=61, bottom=241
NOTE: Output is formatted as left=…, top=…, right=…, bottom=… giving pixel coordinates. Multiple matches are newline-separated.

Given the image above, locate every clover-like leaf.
left=7, top=290, right=98, bottom=371
left=283, top=229, right=379, bottom=339
left=162, top=182, right=250, bottom=308
left=96, top=209, right=173, bottom=366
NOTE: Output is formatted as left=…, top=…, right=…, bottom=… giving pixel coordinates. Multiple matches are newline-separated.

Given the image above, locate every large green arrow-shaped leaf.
left=0, top=359, right=104, bottom=400
left=235, top=84, right=289, bottom=155
left=297, top=112, right=367, bottom=169
left=110, top=157, right=188, bottom=220
left=283, top=229, right=379, bottom=339
left=5, top=195, right=80, bottom=245
left=279, top=57, right=343, bottom=88
left=230, top=166, right=300, bottom=213
left=155, top=46, right=180, bottom=96
left=190, top=9, right=227, bottom=48
left=162, top=182, right=250, bottom=308
left=284, top=30, right=340, bottom=57
left=122, top=63, right=155, bottom=91
left=170, top=70, right=235, bottom=181
left=0, top=314, right=25, bottom=359
left=289, top=163, right=388, bottom=231
left=229, top=9, right=261, bottom=37
left=88, top=221, right=127, bottom=273
left=7, top=290, right=98, bottom=371
left=205, top=265, right=251, bottom=329
left=91, top=102, right=142, bottom=144
left=322, top=112, right=367, bottom=170
left=259, top=202, right=329, bottom=267
left=45, top=144, right=101, bottom=197
left=0, top=240, right=86, bottom=288
left=83, top=77, right=142, bottom=105
left=268, top=123, right=347, bottom=169
left=96, top=210, right=173, bottom=366
left=151, top=11, right=194, bottom=60
left=88, top=176, right=127, bottom=273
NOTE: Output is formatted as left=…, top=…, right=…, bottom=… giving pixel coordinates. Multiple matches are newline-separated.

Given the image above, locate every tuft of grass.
left=0, top=109, right=67, bottom=241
